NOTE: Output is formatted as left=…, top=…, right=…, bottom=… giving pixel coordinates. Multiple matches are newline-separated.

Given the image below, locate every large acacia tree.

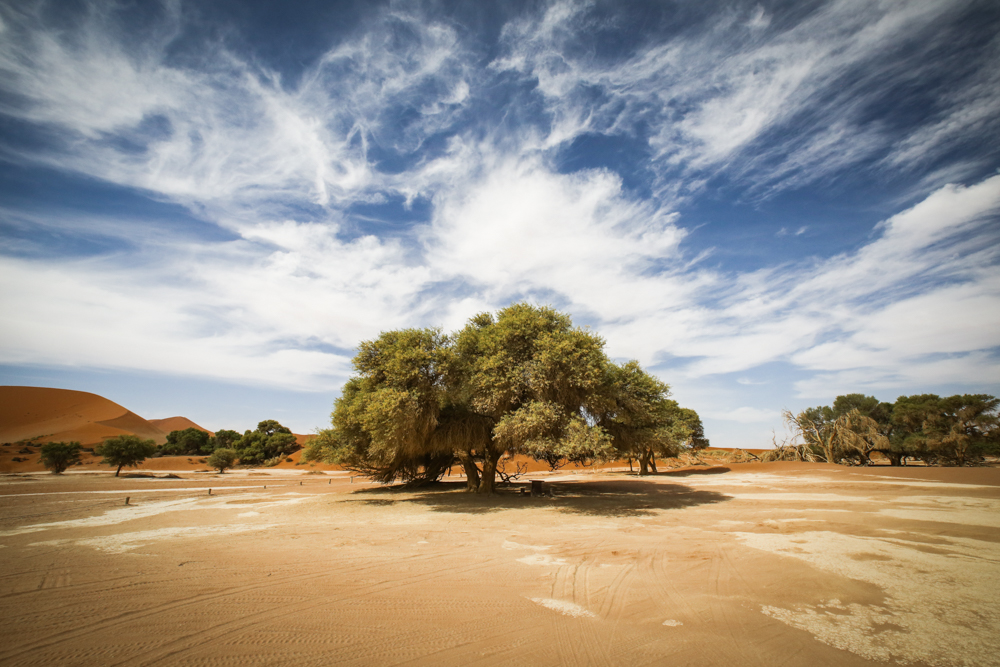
left=598, top=360, right=706, bottom=475
left=309, top=304, right=698, bottom=493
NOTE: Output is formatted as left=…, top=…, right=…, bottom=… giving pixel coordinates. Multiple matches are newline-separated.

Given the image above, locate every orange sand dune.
left=148, top=416, right=213, bottom=435
left=0, top=386, right=167, bottom=446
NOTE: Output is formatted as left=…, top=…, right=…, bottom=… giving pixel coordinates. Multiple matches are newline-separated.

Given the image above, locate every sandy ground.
left=0, top=462, right=997, bottom=666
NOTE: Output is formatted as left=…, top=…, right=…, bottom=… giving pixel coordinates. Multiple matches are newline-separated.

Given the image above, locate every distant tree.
left=207, top=448, right=238, bottom=473
left=832, top=394, right=894, bottom=464
left=890, top=394, right=942, bottom=465
left=599, top=361, right=687, bottom=475
left=39, top=441, right=82, bottom=474
left=784, top=408, right=888, bottom=465
left=211, top=429, right=241, bottom=450
left=160, top=428, right=212, bottom=456
left=678, top=407, right=710, bottom=451
left=923, top=394, right=1000, bottom=465
left=96, top=435, right=157, bottom=476
left=832, top=394, right=893, bottom=425
left=235, top=420, right=297, bottom=465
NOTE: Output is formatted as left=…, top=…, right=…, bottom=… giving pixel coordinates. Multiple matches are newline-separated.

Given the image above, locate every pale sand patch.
left=30, top=524, right=274, bottom=554
left=502, top=540, right=550, bottom=551
left=5, top=485, right=270, bottom=497
left=662, top=619, right=683, bottom=627
left=678, top=473, right=815, bottom=487
left=880, top=508, right=1000, bottom=529
left=529, top=598, right=595, bottom=618
left=727, top=492, right=874, bottom=502
left=734, top=529, right=1000, bottom=667
left=517, top=554, right=567, bottom=566
left=0, top=494, right=308, bottom=537
left=846, top=477, right=998, bottom=490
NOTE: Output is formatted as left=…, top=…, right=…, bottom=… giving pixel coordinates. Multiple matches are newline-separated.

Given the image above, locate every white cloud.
left=705, top=406, right=781, bottom=423
left=493, top=0, right=986, bottom=199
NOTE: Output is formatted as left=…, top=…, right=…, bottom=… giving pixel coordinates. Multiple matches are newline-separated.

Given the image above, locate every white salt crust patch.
left=30, top=524, right=274, bottom=554
left=662, top=620, right=683, bottom=627
left=237, top=511, right=260, bottom=518
left=529, top=598, right=596, bottom=618
left=517, top=554, right=567, bottom=566
left=735, top=529, right=1000, bottom=667
left=503, top=540, right=551, bottom=551
left=0, top=494, right=309, bottom=537
left=726, top=493, right=874, bottom=503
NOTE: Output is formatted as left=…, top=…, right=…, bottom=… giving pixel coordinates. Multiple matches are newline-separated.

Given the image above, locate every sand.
left=0, top=387, right=168, bottom=446
left=0, top=462, right=997, bottom=666
left=147, top=417, right=212, bottom=436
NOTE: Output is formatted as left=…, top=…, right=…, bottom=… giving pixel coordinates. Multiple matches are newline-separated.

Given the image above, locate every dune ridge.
left=148, top=416, right=213, bottom=436
left=0, top=386, right=167, bottom=446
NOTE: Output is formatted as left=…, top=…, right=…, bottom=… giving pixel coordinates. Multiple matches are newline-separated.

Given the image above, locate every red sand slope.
left=0, top=386, right=167, bottom=446
left=149, top=416, right=213, bottom=436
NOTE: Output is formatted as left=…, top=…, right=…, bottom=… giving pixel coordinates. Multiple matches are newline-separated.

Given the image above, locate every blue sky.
left=1, top=0, right=999, bottom=445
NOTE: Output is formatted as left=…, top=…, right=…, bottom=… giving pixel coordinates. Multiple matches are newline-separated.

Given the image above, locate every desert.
left=2, top=459, right=999, bottom=666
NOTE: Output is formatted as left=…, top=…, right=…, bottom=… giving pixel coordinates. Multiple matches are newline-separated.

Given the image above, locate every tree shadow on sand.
left=343, top=478, right=731, bottom=517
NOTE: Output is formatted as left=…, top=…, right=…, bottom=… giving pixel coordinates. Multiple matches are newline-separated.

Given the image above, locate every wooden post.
left=208, top=489, right=212, bottom=495
left=125, top=497, right=130, bottom=505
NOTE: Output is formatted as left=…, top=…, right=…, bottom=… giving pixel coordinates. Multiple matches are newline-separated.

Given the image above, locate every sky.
left=1, top=0, right=999, bottom=445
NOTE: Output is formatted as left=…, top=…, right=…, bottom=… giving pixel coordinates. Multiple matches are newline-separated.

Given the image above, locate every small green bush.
left=40, top=441, right=82, bottom=474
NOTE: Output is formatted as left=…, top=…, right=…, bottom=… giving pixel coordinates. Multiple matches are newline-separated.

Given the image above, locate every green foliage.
left=39, top=441, right=82, bottom=474
left=319, top=328, right=452, bottom=484
left=96, top=435, right=157, bottom=476
left=235, top=420, right=297, bottom=465
left=320, top=303, right=705, bottom=492
left=207, top=448, right=238, bottom=473
left=779, top=393, right=999, bottom=466
left=785, top=408, right=888, bottom=464
left=597, top=360, right=692, bottom=474
left=921, top=394, right=1000, bottom=464
left=160, top=428, right=212, bottom=456
left=212, top=429, right=241, bottom=450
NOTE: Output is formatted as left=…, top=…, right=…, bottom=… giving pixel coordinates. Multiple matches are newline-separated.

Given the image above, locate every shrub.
left=207, top=448, right=237, bottom=473
left=39, top=441, right=82, bottom=474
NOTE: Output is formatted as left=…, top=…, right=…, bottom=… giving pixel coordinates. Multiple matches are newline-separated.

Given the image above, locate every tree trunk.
left=638, top=452, right=650, bottom=476
left=459, top=451, right=480, bottom=492
left=115, top=464, right=123, bottom=476
left=628, top=457, right=633, bottom=472
left=649, top=455, right=658, bottom=474
left=477, top=447, right=500, bottom=494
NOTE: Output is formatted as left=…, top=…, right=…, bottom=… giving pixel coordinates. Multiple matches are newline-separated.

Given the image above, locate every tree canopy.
left=208, top=448, right=238, bottom=473
left=235, top=420, right=297, bottom=465
left=776, top=393, right=999, bottom=466
left=306, top=303, right=706, bottom=492
left=160, top=427, right=213, bottom=456
left=39, top=441, right=82, bottom=474
left=96, top=435, right=157, bottom=476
